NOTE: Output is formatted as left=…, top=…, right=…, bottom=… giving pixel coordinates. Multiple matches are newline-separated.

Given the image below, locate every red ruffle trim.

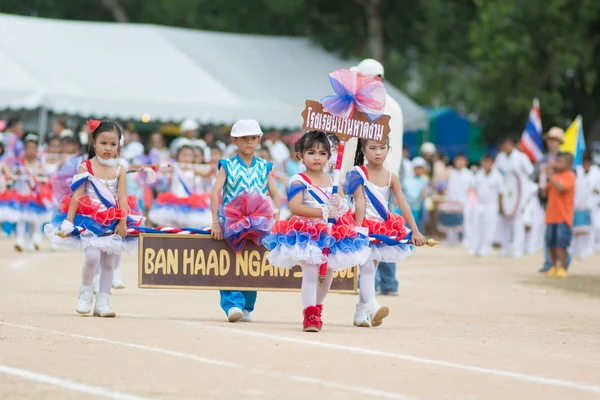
left=271, top=211, right=358, bottom=241
left=156, top=192, right=210, bottom=209
left=4, top=187, right=53, bottom=206
left=362, top=212, right=409, bottom=238
left=59, top=194, right=130, bottom=226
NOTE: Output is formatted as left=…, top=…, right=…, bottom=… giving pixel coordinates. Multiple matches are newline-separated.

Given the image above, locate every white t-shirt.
left=474, top=169, right=503, bottom=207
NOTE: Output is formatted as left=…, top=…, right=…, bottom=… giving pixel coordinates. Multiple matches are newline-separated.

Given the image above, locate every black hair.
left=298, top=130, right=331, bottom=155
left=454, top=153, right=467, bottom=159
left=6, top=118, right=22, bottom=130
left=88, top=120, right=123, bottom=159
left=481, top=154, right=495, bottom=162
left=500, top=137, right=517, bottom=146
left=176, top=144, right=194, bottom=161
left=47, top=135, right=61, bottom=145
left=61, top=135, right=81, bottom=147
left=0, top=142, right=5, bottom=157
left=582, top=151, right=593, bottom=163
left=353, top=137, right=390, bottom=166
left=557, top=152, right=574, bottom=165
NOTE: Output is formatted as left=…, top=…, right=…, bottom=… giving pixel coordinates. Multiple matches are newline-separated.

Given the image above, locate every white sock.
left=359, top=260, right=376, bottom=304
left=81, top=247, right=101, bottom=286
left=301, top=265, right=319, bottom=309
left=316, top=268, right=334, bottom=305
left=98, top=252, right=117, bottom=294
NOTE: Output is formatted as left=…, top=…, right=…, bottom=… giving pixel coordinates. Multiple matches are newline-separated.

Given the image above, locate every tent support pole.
left=38, top=106, right=48, bottom=143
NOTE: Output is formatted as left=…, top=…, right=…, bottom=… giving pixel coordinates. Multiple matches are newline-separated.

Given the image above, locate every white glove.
left=142, top=167, right=158, bottom=185
left=61, top=220, right=75, bottom=235
left=326, top=194, right=349, bottom=220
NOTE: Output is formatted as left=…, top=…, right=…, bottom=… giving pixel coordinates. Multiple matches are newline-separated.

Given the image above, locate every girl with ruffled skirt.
left=344, top=138, right=427, bottom=328
left=148, top=143, right=213, bottom=229
left=44, top=120, right=143, bottom=318
left=3, top=134, right=53, bottom=252
left=263, top=131, right=371, bottom=332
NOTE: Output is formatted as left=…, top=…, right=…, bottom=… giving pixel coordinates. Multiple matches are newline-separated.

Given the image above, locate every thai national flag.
left=519, top=98, right=543, bottom=163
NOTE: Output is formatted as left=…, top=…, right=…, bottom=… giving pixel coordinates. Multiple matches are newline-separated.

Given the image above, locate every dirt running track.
left=1, top=238, right=599, bottom=400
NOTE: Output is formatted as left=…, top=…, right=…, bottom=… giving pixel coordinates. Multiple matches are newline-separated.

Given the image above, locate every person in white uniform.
left=572, top=153, right=600, bottom=258
left=469, top=155, right=503, bottom=256
left=444, top=154, right=475, bottom=246
left=494, top=137, right=534, bottom=257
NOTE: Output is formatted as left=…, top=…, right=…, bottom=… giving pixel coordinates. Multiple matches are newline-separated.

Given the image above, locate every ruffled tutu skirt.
left=2, top=187, right=54, bottom=224
left=263, top=211, right=371, bottom=271
left=363, top=213, right=412, bottom=263
left=148, top=192, right=212, bottom=228
left=44, top=195, right=143, bottom=255
left=219, top=191, right=276, bottom=253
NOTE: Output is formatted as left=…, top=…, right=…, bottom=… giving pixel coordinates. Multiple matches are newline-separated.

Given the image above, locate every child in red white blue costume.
left=210, top=119, right=280, bottom=322
left=44, top=120, right=143, bottom=318
left=344, top=138, right=427, bottom=327
left=263, top=131, right=371, bottom=332
left=2, top=134, right=53, bottom=251
left=148, top=141, right=212, bottom=229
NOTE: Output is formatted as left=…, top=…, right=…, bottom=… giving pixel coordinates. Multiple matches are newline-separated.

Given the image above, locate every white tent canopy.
left=0, top=13, right=428, bottom=130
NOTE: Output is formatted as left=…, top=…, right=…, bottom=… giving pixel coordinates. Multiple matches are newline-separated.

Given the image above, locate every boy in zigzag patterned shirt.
left=210, top=119, right=280, bottom=322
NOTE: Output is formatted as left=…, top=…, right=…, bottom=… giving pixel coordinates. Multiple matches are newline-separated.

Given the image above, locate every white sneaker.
left=93, top=293, right=116, bottom=318
left=112, top=268, right=125, bottom=289
left=227, top=307, right=243, bottom=322
left=14, top=237, right=25, bottom=252
left=92, top=274, right=100, bottom=294
left=353, top=303, right=370, bottom=327
left=76, top=285, right=95, bottom=315
left=240, top=310, right=252, bottom=322
left=368, top=302, right=389, bottom=327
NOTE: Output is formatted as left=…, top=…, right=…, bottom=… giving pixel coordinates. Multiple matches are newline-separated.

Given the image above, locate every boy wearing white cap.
left=210, top=119, right=280, bottom=322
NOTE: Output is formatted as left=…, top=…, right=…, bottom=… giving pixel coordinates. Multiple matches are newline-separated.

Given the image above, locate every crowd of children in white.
left=0, top=116, right=598, bottom=325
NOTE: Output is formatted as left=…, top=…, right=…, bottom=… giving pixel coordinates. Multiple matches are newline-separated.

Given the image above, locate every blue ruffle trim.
left=262, top=230, right=370, bottom=256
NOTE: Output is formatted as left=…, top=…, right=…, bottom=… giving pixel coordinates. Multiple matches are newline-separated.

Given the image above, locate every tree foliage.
left=1, top=0, right=599, bottom=142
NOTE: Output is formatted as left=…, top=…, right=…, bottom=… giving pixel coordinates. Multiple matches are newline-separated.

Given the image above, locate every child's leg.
left=301, top=265, right=319, bottom=308
left=316, top=268, right=334, bottom=305
left=549, top=248, right=558, bottom=266
left=220, top=291, right=246, bottom=321
left=112, top=254, right=125, bottom=289
left=98, top=252, right=116, bottom=294
left=82, top=247, right=102, bottom=285
left=76, top=247, right=102, bottom=314
left=31, top=221, right=42, bottom=248
left=358, top=260, right=376, bottom=305
left=301, top=265, right=322, bottom=332
left=355, top=260, right=376, bottom=327
left=94, top=251, right=117, bottom=317
left=241, top=291, right=257, bottom=312
left=15, top=221, right=26, bottom=249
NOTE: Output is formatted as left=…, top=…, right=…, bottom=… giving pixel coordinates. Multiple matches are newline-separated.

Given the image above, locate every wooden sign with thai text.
left=138, top=234, right=357, bottom=293
left=301, top=100, right=390, bottom=143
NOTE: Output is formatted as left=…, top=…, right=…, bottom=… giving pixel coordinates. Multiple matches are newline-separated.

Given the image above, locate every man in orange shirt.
left=543, top=153, right=576, bottom=278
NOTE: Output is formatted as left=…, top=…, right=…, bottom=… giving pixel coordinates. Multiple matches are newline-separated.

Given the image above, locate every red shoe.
left=303, top=306, right=321, bottom=332
left=315, top=304, right=323, bottom=330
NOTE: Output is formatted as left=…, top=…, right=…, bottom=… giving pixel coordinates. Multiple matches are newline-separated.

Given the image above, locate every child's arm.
left=195, top=165, right=216, bottom=178
left=115, top=166, right=129, bottom=238
left=353, top=185, right=366, bottom=226
left=288, top=181, right=323, bottom=219
left=390, top=173, right=426, bottom=246
left=267, top=172, right=281, bottom=220
left=65, top=166, right=87, bottom=225
left=210, top=167, right=226, bottom=240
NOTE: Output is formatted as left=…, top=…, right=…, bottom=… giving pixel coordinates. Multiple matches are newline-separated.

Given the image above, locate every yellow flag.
left=559, top=115, right=581, bottom=155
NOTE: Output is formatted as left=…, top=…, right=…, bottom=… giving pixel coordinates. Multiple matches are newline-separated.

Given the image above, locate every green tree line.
left=2, top=0, right=599, bottom=143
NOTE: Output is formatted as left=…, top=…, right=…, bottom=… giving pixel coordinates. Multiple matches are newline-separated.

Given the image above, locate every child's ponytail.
left=353, top=139, right=365, bottom=166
